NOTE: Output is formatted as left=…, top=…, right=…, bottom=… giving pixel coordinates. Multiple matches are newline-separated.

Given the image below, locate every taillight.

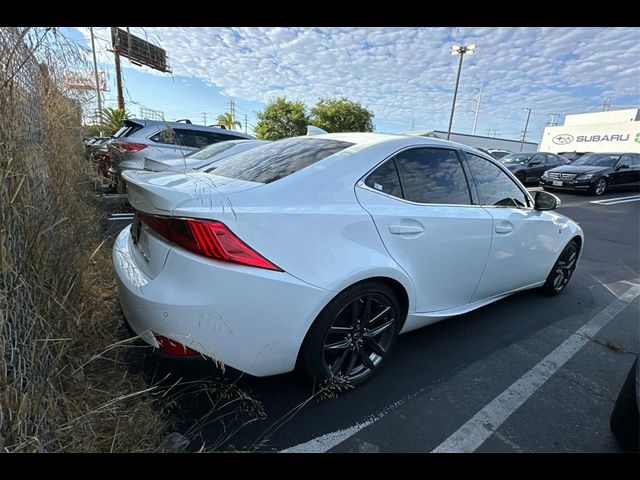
left=154, top=334, right=200, bottom=357
left=112, top=141, right=147, bottom=152
left=138, top=213, right=282, bottom=271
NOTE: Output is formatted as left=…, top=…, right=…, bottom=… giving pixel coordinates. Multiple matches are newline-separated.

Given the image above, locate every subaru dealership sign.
left=540, top=118, right=640, bottom=153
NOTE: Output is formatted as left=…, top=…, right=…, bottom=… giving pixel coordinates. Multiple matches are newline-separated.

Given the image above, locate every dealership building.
left=539, top=108, right=640, bottom=154
left=407, top=130, right=538, bottom=153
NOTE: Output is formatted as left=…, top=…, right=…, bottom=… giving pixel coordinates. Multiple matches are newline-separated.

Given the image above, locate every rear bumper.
left=112, top=226, right=333, bottom=377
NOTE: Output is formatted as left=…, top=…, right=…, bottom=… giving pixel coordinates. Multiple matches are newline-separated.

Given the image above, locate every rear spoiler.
left=307, top=125, right=328, bottom=136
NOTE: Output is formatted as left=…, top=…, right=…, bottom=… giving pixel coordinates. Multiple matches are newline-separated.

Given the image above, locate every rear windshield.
left=203, top=137, right=353, bottom=184
left=113, top=121, right=144, bottom=138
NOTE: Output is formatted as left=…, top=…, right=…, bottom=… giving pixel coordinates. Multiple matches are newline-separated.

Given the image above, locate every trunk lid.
left=123, top=170, right=263, bottom=214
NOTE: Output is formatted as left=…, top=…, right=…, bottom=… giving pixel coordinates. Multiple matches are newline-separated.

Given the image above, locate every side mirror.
left=534, top=190, right=561, bottom=210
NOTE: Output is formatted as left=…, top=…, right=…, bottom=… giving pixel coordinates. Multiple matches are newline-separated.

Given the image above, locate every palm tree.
left=101, top=107, right=130, bottom=135
left=216, top=112, right=242, bottom=131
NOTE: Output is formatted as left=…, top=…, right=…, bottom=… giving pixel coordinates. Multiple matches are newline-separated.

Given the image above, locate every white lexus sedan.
left=113, top=133, right=583, bottom=386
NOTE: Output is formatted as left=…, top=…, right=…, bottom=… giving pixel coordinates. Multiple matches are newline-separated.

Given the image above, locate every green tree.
left=310, top=97, right=374, bottom=133
left=100, top=107, right=130, bottom=135
left=216, top=112, right=242, bottom=130
left=254, top=97, right=309, bottom=140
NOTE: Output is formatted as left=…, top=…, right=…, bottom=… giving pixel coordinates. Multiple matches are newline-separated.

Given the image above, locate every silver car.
left=108, top=119, right=253, bottom=188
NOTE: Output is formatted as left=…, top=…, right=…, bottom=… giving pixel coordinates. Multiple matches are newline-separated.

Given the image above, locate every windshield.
left=571, top=153, right=621, bottom=167
left=203, top=137, right=353, bottom=184
left=500, top=153, right=533, bottom=164
left=490, top=151, right=510, bottom=159
left=186, top=141, right=237, bottom=160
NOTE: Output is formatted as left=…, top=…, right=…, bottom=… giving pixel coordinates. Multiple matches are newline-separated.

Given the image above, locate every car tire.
left=610, top=357, right=639, bottom=452
left=591, top=178, right=607, bottom=196
left=541, top=239, right=579, bottom=296
left=301, top=280, right=401, bottom=388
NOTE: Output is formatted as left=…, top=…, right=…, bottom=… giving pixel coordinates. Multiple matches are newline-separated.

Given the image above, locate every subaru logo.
left=552, top=134, right=574, bottom=145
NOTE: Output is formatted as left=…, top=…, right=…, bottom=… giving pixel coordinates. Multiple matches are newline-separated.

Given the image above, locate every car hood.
left=547, top=165, right=609, bottom=174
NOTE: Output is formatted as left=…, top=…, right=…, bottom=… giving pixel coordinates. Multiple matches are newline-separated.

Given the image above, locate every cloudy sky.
left=68, top=27, right=639, bottom=143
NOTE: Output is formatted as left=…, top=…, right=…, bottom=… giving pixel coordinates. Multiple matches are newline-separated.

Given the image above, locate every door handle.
left=389, top=224, right=425, bottom=235
left=495, top=223, right=514, bottom=234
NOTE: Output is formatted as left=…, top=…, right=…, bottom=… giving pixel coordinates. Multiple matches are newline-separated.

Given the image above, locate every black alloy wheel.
left=593, top=177, right=607, bottom=196
left=541, top=240, right=579, bottom=296
left=302, top=281, right=401, bottom=387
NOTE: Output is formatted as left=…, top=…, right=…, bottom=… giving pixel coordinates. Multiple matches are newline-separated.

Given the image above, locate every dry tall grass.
left=0, top=27, right=175, bottom=452
left=1, top=28, right=343, bottom=453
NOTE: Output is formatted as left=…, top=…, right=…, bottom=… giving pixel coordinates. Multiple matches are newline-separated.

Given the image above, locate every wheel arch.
left=294, top=275, right=412, bottom=370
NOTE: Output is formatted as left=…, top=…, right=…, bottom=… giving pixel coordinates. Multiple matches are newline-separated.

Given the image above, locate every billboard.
left=64, top=70, right=107, bottom=91
left=111, top=28, right=170, bottom=73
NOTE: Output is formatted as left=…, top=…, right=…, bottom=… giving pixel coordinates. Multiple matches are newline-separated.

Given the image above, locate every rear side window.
left=364, top=160, right=403, bottom=198
left=619, top=154, right=640, bottom=167
left=204, top=138, right=353, bottom=184
left=394, top=148, right=471, bottom=205
left=150, top=128, right=245, bottom=148
left=465, top=153, right=529, bottom=208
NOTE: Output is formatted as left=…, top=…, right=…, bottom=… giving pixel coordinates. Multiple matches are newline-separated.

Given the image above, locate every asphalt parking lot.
left=106, top=188, right=639, bottom=452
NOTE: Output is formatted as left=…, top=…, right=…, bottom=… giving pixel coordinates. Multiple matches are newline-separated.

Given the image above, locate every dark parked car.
left=540, top=152, right=640, bottom=196
left=499, top=152, right=569, bottom=184
left=610, top=355, right=639, bottom=451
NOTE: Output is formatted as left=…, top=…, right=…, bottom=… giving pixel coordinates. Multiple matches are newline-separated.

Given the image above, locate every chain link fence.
left=0, top=27, right=173, bottom=452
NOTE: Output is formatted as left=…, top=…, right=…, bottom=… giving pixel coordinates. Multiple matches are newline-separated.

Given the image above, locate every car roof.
left=126, top=118, right=252, bottom=137
left=298, top=132, right=484, bottom=152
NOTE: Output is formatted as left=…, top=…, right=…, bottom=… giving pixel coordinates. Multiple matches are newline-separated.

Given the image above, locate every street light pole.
left=520, top=107, right=532, bottom=152
left=447, top=44, right=476, bottom=140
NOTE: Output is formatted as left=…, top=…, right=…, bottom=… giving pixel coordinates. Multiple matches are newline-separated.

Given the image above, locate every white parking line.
left=281, top=418, right=378, bottom=453
left=432, top=281, right=640, bottom=453
left=590, top=194, right=640, bottom=205
left=280, top=280, right=640, bottom=454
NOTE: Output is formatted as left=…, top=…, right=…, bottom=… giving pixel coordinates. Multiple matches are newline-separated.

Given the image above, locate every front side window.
left=617, top=156, right=632, bottom=168
left=529, top=154, right=546, bottom=165
left=393, top=148, right=471, bottom=205
left=466, top=153, right=529, bottom=208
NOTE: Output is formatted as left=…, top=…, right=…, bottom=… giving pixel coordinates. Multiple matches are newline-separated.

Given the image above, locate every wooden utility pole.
left=89, top=27, right=103, bottom=123
left=111, top=27, right=125, bottom=110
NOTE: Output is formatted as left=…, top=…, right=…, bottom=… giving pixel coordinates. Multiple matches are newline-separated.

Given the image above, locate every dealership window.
left=393, top=148, right=471, bottom=205
left=465, top=153, right=529, bottom=208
